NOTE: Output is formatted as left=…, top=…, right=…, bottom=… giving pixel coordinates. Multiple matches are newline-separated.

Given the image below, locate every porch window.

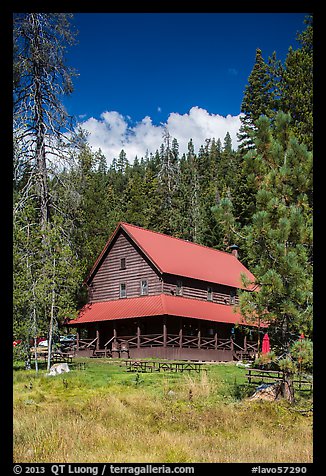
left=120, top=258, right=126, bottom=270
left=140, top=279, right=148, bottom=296
left=120, top=283, right=126, bottom=298
left=176, top=280, right=183, bottom=296
left=207, top=286, right=213, bottom=301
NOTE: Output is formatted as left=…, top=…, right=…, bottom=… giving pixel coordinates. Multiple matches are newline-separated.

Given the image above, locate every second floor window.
left=120, top=258, right=126, bottom=269
left=207, top=287, right=213, bottom=301
left=120, top=283, right=126, bottom=298
left=140, top=279, right=148, bottom=295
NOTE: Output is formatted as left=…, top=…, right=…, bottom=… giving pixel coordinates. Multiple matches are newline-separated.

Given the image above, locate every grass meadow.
left=13, top=359, right=313, bottom=463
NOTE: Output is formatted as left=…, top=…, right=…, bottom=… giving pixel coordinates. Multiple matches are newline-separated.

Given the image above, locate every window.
left=207, top=287, right=213, bottom=301
left=120, top=258, right=126, bottom=270
left=176, top=280, right=183, bottom=296
left=140, top=279, right=148, bottom=296
left=120, top=283, right=126, bottom=298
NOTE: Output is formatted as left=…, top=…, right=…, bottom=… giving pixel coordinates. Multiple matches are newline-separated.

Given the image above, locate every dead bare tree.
left=13, top=14, right=83, bottom=364
left=13, top=13, right=79, bottom=233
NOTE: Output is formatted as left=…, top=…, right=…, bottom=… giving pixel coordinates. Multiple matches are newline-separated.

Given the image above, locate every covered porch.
left=69, top=314, right=259, bottom=362
left=67, top=294, right=261, bottom=361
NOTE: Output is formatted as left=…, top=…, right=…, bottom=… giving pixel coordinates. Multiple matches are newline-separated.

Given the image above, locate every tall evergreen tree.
left=237, top=48, right=274, bottom=151
left=280, top=15, right=313, bottom=150
left=176, top=139, right=202, bottom=242
left=238, top=113, right=312, bottom=352
left=123, top=174, right=148, bottom=227
left=156, top=129, right=180, bottom=235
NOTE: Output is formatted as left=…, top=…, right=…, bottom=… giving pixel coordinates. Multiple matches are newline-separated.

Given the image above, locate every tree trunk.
left=281, top=372, right=295, bottom=404
left=32, top=16, right=50, bottom=237
left=31, top=281, right=39, bottom=373
left=257, top=318, right=261, bottom=357
left=47, top=257, right=56, bottom=372
left=33, top=311, right=38, bottom=374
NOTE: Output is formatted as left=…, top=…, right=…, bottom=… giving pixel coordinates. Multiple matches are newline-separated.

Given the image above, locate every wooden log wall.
left=162, top=275, right=239, bottom=305
left=87, top=228, right=240, bottom=308
left=88, top=230, right=162, bottom=302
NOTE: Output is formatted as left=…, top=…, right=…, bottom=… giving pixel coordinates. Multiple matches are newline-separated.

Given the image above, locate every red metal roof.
left=86, top=222, right=256, bottom=290
left=68, top=294, right=262, bottom=327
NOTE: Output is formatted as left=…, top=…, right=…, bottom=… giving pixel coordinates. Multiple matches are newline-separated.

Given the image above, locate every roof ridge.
left=120, top=222, right=237, bottom=259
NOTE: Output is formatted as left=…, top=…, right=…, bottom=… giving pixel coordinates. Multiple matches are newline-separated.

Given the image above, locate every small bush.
left=289, top=339, right=313, bottom=373
left=253, top=351, right=278, bottom=370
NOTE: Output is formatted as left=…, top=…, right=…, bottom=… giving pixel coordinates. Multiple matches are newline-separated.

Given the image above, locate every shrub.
left=289, top=338, right=313, bottom=373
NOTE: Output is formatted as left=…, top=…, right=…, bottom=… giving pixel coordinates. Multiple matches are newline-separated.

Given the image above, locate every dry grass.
left=13, top=361, right=313, bottom=463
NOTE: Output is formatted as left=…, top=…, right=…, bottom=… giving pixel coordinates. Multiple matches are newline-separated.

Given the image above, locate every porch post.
left=76, top=330, right=80, bottom=351
left=214, top=332, right=217, bottom=350
left=163, top=317, right=167, bottom=348
left=179, top=318, right=183, bottom=348
left=244, top=335, right=247, bottom=352
left=113, top=325, right=117, bottom=346
left=136, top=320, right=141, bottom=349
left=198, top=322, right=201, bottom=349
left=96, top=325, right=100, bottom=351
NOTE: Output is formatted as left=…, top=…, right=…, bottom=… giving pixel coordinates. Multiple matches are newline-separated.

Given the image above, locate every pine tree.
left=116, top=149, right=129, bottom=174
left=280, top=15, right=313, bottom=150
left=156, top=129, right=180, bottom=235
left=267, top=51, right=284, bottom=116
left=238, top=48, right=274, bottom=151
left=123, top=174, right=148, bottom=227
left=141, top=167, right=162, bottom=231
left=176, top=139, right=202, bottom=242
left=238, top=113, right=312, bottom=352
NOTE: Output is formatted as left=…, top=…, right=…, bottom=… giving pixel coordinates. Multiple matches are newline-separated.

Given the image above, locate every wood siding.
left=162, top=275, right=239, bottom=305
left=87, top=228, right=239, bottom=307
left=88, top=230, right=162, bottom=302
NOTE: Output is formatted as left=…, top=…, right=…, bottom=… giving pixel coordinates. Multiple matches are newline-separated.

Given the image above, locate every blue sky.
left=64, top=13, right=308, bottom=162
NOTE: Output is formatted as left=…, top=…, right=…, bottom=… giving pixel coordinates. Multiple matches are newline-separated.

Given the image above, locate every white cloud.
left=79, top=107, right=243, bottom=165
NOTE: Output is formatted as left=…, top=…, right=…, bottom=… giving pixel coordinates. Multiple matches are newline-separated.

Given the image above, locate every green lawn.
left=13, top=358, right=313, bottom=463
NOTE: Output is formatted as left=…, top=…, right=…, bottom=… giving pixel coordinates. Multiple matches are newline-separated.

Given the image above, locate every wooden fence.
left=246, top=368, right=313, bottom=392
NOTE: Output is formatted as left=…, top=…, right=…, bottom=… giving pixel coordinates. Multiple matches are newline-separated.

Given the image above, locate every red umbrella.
left=262, top=333, right=271, bottom=354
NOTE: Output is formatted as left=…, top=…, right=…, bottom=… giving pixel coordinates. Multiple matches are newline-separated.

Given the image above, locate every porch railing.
left=76, top=337, right=98, bottom=351
left=74, top=332, right=258, bottom=356
left=108, top=333, right=257, bottom=353
left=104, top=336, right=115, bottom=357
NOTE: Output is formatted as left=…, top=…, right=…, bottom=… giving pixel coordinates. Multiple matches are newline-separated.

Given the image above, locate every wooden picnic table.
left=51, top=351, right=74, bottom=364
left=124, top=360, right=206, bottom=373
left=30, top=349, right=74, bottom=364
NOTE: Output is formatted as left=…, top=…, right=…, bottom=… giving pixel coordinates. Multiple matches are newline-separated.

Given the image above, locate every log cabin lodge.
left=67, top=222, right=262, bottom=361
